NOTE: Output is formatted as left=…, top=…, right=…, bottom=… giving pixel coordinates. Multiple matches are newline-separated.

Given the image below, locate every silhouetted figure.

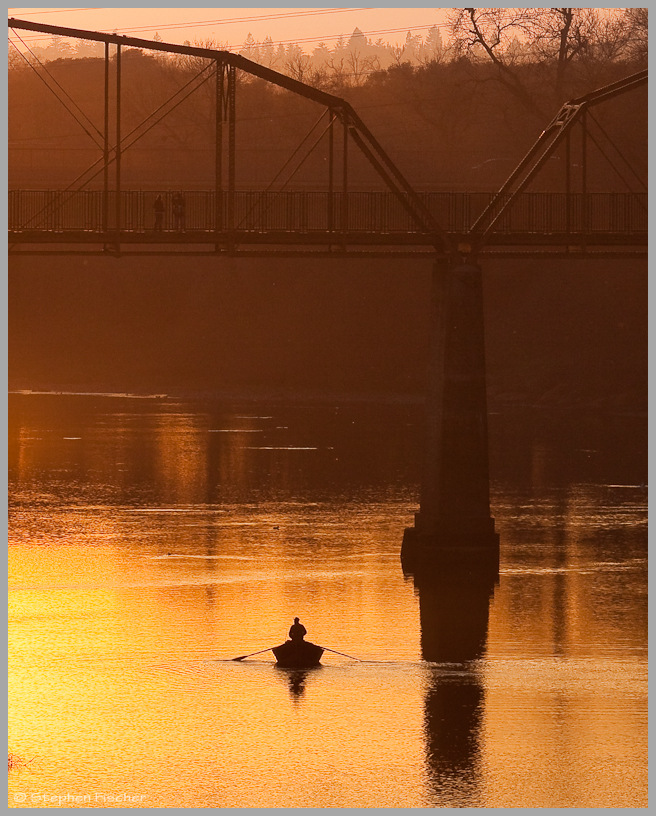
left=153, top=195, right=164, bottom=232
left=289, top=617, right=307, bottom=642
left=274, top=621, right=323, bottom=666
left=153, top=194, right=164, bottom=231
left=172, top=191, right=186, bottom=231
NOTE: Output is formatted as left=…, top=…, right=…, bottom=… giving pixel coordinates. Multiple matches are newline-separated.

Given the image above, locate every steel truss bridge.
left=8, top=189, right=646, bottom=258
left=7, top=18, right=647, bottom=260
left=7, top=17, right=648, bottom=564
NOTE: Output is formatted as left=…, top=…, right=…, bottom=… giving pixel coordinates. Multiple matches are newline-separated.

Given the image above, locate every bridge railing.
left=8, top=190, right=647, bottom=235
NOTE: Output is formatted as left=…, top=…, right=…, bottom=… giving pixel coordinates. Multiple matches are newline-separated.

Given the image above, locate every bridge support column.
left=402, top=259, right=499, bottom=575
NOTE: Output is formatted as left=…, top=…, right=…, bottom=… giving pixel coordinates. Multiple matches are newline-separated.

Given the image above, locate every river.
left=8, top=393, right=647, bottom=808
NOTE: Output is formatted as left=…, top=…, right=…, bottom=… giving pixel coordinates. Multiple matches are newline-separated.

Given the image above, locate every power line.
left=15, top=60, right=217, bottom=230
left=12, top=22, right=448, bottom=54
left=10, top=14, right=445, bottom=50
left=237, top=110, right=330, bottom=228
left=587, top=110, right=646, bottom=192
left=10, top=7, right=370, bottom=28
left=10, top=28, right=104, bottom=141
left=8, top=33, right=104, bottom=148
left=8, top=8, right=100, bottom=15
left=106, top=8, right=375, bottom=35
left=8, top=8, right=376, bottom=43
left=585, top=127, right=646, bottom=200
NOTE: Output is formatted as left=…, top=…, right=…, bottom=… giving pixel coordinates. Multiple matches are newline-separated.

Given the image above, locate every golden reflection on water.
left=153, top=413, right=208, bottom=504
left=8, top=397, right=648, bottom=807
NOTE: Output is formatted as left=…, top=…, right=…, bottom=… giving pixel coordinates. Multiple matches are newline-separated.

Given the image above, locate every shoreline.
left=8, top=386, right=647, bottom=416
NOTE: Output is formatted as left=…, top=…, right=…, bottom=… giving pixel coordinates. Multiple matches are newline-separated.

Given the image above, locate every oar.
left=231, top=646, right=274, bottom=661
left=321, top=646, right=361, bottom=661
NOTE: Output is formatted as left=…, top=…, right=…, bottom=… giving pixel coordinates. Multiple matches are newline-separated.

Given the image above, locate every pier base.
left=403, top=259, right=499, bottom=575
left=401, top=525, right=499, bottom=580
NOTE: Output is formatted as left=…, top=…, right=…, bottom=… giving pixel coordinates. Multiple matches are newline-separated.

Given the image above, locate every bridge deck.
left=9, top=228, right=647, bottom=246
left=9, top=190, right=647, bottom=256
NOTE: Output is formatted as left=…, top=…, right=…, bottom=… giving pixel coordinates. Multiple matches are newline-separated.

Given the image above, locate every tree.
left=311, top=41, right=331, bottom=67
left=623, top=8, right=648, bottom=63
left=324, top=47, right=379, bottom=89
left=581, top=10, right=633, bottom=64
left=419, top=25, right=449, bottom=65
left=403, top=30, right=422, bottom=63
left=274, top=43, right=287, bottom=67
left=240, top=33, right=260, bottom=63
left=346, top=48, right=380, bottom=86
left=259, top=36, right=278, bottom=68
left=447, top=8, right=621, bottom=108
left=8, top=46, right=27, bottom=72
left=448, top=8, right=541, bottom=111
left=348, top=27, right=366, bottom=50
left=71, top=38, right=103, bottom=58
left=43, top=36, right=76, bottom=61
left=529, top=7, right=596, bottom=92
left=388, top=42, right=411, bottom=68
left=283, top=43, right=311, bottom=82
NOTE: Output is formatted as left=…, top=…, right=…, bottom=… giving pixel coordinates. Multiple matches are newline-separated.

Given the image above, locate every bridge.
left=8, top=18, right=646, bottom=261
left=8, top=189, right=646, bottom=257
left=8, top=18, right=648, bottom=573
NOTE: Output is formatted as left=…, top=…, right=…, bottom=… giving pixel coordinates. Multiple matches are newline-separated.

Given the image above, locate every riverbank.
left=8, top=384, right=647, bottom=416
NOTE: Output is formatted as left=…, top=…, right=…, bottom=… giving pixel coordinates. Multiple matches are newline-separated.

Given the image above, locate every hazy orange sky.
left=8, top=7, right=451, bottom=51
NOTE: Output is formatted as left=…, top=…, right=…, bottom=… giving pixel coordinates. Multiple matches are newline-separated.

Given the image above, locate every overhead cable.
left=237, top=110, right=331, bottom=228
left=587, top=110, right=646, bottom=192
left=8, top=8, right=374, bottom=41
left=9, top=32, right=104, bottom=148
left=8, top=8, right=100, bottom=15
left=17, top=60, right=217, bottom=230
left=11, top=19, right=446, bottom=49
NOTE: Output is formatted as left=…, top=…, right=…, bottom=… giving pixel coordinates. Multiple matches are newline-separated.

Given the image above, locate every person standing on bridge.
left=172, top=191, right=186, bottom=232
left=153, top=194, right=164, bottom=231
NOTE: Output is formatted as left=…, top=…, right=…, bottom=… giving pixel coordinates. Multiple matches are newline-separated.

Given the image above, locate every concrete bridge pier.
left=402, top=258, right=499, bottom=576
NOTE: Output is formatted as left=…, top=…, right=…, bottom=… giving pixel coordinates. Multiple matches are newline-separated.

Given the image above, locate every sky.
left=7, top=7, right=452, bottom=52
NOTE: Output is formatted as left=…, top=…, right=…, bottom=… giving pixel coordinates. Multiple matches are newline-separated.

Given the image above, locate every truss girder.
left=8, top=17, right=447, bottom=250
left=7, top=19, right=647, bottom=259
left=468, top=70, right=647, bottom=246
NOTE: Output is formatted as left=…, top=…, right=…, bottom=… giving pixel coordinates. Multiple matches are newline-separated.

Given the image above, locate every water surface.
left=8, top=395, right=647, bottom=808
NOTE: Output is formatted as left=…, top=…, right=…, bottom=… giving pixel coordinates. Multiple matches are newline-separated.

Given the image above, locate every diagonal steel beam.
left=8, top=17, right=449, bottom=251
left=468, top=70, right=647, bottom=243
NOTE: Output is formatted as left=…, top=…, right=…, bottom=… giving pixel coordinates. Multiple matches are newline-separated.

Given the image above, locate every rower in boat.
left=273, top=617, right=324, bottom=668
left=289, top=617, right=307, bottom=642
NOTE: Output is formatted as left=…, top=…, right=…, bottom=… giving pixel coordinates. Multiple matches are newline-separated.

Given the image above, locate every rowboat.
left=272, top=640, right=324, bottom=668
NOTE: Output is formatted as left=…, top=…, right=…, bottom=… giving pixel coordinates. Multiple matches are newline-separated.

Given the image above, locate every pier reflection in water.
left=8, top=395, right=647, bottom=808
left=406, top=558, right=496, bottom=806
